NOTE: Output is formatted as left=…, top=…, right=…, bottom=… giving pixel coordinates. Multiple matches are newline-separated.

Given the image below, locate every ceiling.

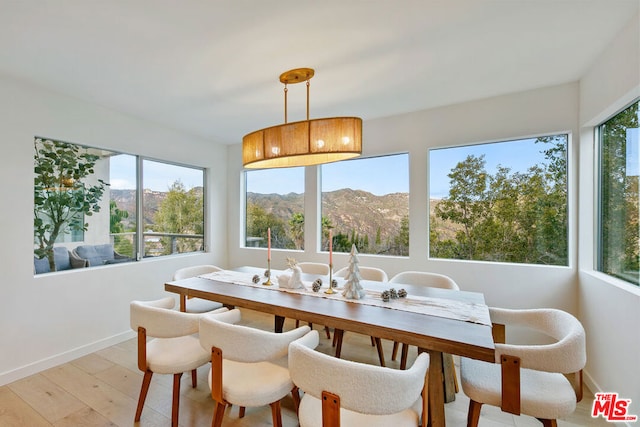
left=1, top=1, right=638, bottom=145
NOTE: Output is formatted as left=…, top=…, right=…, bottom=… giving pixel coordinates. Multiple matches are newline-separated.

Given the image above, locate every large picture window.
left=321, top=154, right=410, bottom=256
left=244, top=167, right=304, bottom=250
left=598, top=100, right=639, bottom=286
left=429, top=135, right=568, bottom=265
left=34, top=138, right=205, bottom=274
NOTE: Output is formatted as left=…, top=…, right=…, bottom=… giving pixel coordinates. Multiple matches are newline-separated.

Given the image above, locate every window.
left=244, top=167, right=304, bottom=250
left=429, top=135, right=568, bottom=265
left=34, top=138, right=205, bottom=274
left=598, top=100, right=639, bottom=286
left=321, top=154, right=410, bottom=256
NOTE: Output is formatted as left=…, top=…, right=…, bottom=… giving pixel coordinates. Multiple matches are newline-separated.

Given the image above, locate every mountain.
left=248, top=188, right=410, bottom=242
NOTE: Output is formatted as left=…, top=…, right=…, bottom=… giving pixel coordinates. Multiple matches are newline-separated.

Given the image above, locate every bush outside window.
left=34, top=137, right=205, bottom=274
left=244, top=167, right=304, bottom=250
left=598, top=100, right=639, bottom=286
left=429, top=135, right=568, bottom=265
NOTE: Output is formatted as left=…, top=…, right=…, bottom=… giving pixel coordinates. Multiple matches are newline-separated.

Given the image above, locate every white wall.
left=0, top=74, right=228, bottom=385
left=578, top=13, right=640, bottom=421
left=228, top=81, right=580, bottom=314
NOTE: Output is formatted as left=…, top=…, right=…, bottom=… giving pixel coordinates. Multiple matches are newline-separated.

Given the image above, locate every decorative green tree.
left=34, top=138, right=108, bottom=271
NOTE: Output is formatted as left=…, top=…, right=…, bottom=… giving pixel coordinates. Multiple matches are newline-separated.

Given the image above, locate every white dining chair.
left=173, top=264, right=224, bottom=313
left=333, top=265, right=389, bottom=366
left=199, top=308, right=318, bottom=427
left=460, top=307, right=586, bottom=427
left=130, top=297, right=228, bottom=426
left=389, top=271, right=460, bottom=369
left=290, top=334, right=430, bottom=427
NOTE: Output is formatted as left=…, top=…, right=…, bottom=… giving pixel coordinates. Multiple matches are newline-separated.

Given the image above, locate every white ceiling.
left=1, top=1, right=638, bottom=144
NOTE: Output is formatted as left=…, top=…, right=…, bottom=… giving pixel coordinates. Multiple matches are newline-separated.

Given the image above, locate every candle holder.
left=324, top=263, right=335, bottom=294
left=263, top=259, right=273, bottom=286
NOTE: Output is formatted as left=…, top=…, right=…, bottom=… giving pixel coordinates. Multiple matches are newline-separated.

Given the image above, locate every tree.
left=153, top=181, right=203, bottom=254
left=110, top=200, right=133, bottom=257
left=289, top=212, right=305, bottom=250
left=34, top=138, right=107, bottom=271
left=431, top=137, right=569, bottom=265
left=246, top=203, right=292, bottom=249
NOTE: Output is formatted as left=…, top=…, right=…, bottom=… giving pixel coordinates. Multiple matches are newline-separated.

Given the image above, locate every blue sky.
left=246, top=137, right=560, bottom=198
left=109, top=155, right=204, bottom=190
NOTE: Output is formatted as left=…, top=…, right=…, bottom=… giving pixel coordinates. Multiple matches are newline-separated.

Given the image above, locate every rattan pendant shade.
left=242, top=68, right=362, bottom=169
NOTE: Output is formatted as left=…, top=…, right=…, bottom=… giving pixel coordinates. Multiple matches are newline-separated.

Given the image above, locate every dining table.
left=165, top=266, right=495, bottom=427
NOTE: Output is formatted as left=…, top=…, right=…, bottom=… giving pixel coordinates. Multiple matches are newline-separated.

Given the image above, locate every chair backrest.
left=490, top=307, right=586, bottom=374
left=335, top=266, right=388, bottom=282
left=297, top=262, right=330, bottom=275
left=390, top=271, right=459, bottom=290
left=199, top=309, right=312, bottom=363
left=173, top=264, right=222, bottom=280
left=130, top=296, right=205, bottom=338
left=289, top=338, right=429, bottom=415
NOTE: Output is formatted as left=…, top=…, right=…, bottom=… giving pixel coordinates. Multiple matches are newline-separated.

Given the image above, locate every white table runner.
left=199, top=269, right=491, bottom=326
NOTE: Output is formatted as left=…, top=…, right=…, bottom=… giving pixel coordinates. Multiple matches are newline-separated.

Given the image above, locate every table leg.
left=426, top=349, right=446, bottom=427
left=179, top=295, right=186, bottom=312
left=274, top=315, right=285, bottom=333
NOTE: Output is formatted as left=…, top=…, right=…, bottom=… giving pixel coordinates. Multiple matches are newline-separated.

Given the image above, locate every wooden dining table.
left=165, top=266, right=495, bottom=427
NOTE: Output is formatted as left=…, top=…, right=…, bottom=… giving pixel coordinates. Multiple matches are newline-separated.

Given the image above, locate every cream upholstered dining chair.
left=173, top=264, right=224, bottom=313
left=296, top=262, right=332, bottom=339
left=333, top=265, right=389, bottom=366
left=289, top=332, right=430, bottom=427
left=130, top=297, right=227, bottom=427
left=199, top=308, right=318, bottom=427
left=298, top=262, right=331, bottom=275
left=389, top=271, right=460, bottom=370
left=460, top=307, right=586, bottom=427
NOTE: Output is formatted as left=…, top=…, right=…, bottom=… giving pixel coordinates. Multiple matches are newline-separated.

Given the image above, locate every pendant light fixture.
left=242, top=68, right=362, bottom=169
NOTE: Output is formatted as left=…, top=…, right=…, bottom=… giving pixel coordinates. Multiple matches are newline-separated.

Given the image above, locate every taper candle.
left=329, top=230, right=332, bottom=265
left=267, top=227, right=271, bottom=260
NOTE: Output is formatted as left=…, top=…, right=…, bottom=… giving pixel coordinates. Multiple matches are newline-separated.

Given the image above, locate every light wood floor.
left=1, top=309, right=607, bottom=427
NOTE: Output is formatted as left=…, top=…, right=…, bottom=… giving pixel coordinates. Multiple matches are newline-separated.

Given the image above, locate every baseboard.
left=0, top=330, right=136, bottom=387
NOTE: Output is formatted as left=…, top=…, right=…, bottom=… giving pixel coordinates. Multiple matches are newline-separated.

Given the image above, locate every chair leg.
left=392, top=341, right=400, bottom=361
left=334, top=329, right=344, bottom=358
left=467, top=400, right=482, bottom=427
left=324, top=325, right=331, bottom=339
left=374, top=337, right=386, bottom=367
left=400, top=343, right=410, bottom=370
left=212, top=402, right=227, bottom=427
left=538, top=419, right=557, bottom=427
left=291, top=386, right=301, bottom=414
left=172, top=373, right=182, bottom=427
left=239, top=406, right=245, bottom=418
left=370, top=336, right=376, bottom=346
left=135, top=370, right=153, bottom=422
left=191, top=368, right=198, bottom=387
left=270, top=401, right=283, bottom=427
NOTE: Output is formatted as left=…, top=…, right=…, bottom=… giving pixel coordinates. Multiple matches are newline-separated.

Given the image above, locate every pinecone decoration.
left=252, top=274, right=260, bottom=284
left=264, top=269, right=271, bottom=278
left=389, top=288, right=398, bottom=299
left=314, top=278, right=323, bottom=286
left=312, top=280, right=322, bottom=292
left=381, top=290, right=391, bottom=302
left=398, top=288, right=408, bottom=298
left=331, top=279, right=338, bottom=288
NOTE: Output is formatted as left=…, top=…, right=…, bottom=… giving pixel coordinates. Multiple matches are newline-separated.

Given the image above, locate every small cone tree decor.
left=342, top=244, right=366, bottom=299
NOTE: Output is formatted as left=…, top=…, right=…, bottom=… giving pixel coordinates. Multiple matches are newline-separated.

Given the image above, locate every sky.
left=246, top=137, right=560, bottom=198
left=108, top=135, right=576, bottom=195
left=109, top=155, right=204, bottom=191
